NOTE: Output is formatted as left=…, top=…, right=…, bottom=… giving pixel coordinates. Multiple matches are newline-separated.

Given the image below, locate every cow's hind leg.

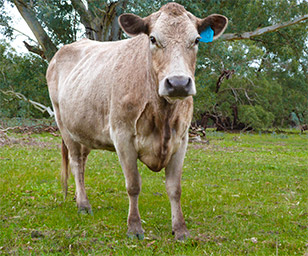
left=114, top=138, right=144, bottom=239
left=52, top=102, right=92, bottom=214
left=64, top=139, right=92, bottom=214
left=165, top=135, right=190, bottom=240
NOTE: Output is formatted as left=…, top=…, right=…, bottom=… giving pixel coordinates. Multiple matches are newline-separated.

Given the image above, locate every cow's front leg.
left=165, top=135, right=190, bottom=240
left=114, top=139, right=144, bottom=239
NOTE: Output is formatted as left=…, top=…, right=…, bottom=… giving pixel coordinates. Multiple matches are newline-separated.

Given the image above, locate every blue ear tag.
left=200, top=26, right=214, bottom=43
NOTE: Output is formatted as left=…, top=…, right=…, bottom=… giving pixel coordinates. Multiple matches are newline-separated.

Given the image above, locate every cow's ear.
left=197, top=14, right=228, bottom=41
left=119, top=14, right=149, bottom=37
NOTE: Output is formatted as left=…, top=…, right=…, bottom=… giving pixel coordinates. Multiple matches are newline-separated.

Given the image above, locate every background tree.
left=1, top=0, right=130, bottom=61
left=0, top=40, right=48, bottom=118
left=1, top=0, right=307, bottom=130
left=191, top=0, right=308, bottom=130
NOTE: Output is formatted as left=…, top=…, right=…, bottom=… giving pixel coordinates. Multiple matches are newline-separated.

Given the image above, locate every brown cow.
left=46, top=3, right=227, bottom=240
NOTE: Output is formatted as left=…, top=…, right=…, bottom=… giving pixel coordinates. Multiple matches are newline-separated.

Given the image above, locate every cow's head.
left=119, top=3, right=228, bottom=100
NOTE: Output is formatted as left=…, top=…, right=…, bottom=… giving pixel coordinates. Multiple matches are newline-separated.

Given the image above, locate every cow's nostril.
left=165, top=78, right=173, bottom=89
left=186, top=77, right=191, bottom=88
left=167, top=76, right=190, bottom=88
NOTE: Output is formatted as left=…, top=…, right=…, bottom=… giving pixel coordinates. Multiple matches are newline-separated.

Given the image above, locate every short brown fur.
left=160, top=2, right=186, bottom=16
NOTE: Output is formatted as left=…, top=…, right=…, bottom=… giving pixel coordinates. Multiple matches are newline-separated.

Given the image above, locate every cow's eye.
left=150, top=36, right=157, bottom=44
left=195, top=37, right=201, bottom=45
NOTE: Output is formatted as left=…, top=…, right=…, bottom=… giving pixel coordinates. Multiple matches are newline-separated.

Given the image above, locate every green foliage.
left=1, top=0, right=308, bottom=128
left=0, top=132, right=307, bottom=254
left=35, top=0, right=78, bottom=44
left=0, top=41, right=49, bottom=118
left=0, top=0, right=13, bottom=38
left=195, top=7, right=308, bottom=129
left=191, top=0, right=308, bottom=129
left=238, top=105, right=274, bottom=129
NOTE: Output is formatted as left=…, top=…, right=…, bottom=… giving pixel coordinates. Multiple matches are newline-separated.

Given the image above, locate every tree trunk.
left=14, top=0, right=58, bottom=61
left=71, top=0, right=128, bottom=42
left=13, top=0, right=128, bottom=60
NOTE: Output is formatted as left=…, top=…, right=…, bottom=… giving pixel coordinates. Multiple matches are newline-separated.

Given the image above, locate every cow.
left=46, top=2, right=228, bottom=240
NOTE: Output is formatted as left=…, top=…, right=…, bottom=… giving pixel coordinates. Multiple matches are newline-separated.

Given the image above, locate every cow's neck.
left=154, top=97, right=182, bottom=140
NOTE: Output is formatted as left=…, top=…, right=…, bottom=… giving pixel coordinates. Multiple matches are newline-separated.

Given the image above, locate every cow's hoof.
left=78, top=207, right=93, bottom=216
left=127, top=232, right=144, bottom=240
left=173, top=230, right=190, bottom=241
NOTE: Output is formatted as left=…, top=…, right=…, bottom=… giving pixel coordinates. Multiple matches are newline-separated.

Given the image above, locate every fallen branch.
left=0, top=126, right=20, bottom=133
left=189, top=125, right=208, bottom=144
left=0, top=124, right=58, bottom=135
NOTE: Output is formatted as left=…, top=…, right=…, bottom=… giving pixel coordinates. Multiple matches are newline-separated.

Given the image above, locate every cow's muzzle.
left=159, top=75, right=196, bottom=98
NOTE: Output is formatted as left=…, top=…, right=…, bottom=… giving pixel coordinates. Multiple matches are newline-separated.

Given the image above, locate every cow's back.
left=47, top=38, right=121, bottom=104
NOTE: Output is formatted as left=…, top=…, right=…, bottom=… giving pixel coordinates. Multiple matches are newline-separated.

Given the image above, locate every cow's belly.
left=62, top=119, right=115, bottom=150
left=67, top=127, right=115, bottom=150
left=58, top=99, right=115, bottom=150
left=134, top=131, right=183, bottom=172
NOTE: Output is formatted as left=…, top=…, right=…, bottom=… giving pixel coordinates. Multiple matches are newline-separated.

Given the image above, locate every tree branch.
left=110, top=0, right=129, bottom=41
left=221, top=14, right=308, bottom=41
left=0, top=89, right=54, bottom=117
left=215, top=69, right=235, bottom=93
left=23, top=41, right=46, bottom=59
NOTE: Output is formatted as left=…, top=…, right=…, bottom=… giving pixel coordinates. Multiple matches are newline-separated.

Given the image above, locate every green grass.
left=0, top=131, right=308, bottom=255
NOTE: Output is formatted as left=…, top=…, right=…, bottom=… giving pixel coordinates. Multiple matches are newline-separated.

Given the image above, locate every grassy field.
left=0, top=130, right=307, bottom=255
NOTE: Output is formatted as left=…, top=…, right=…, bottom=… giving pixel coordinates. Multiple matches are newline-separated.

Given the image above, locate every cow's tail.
left=61, top=139, right=69, bottom=199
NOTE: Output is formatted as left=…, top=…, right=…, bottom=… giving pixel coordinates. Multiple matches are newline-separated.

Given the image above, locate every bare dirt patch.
left=0, top=124, right=60, bottom=149
left=0, top=123, right=60, bottom=148
left=0, top=132, right=60, bottom=149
